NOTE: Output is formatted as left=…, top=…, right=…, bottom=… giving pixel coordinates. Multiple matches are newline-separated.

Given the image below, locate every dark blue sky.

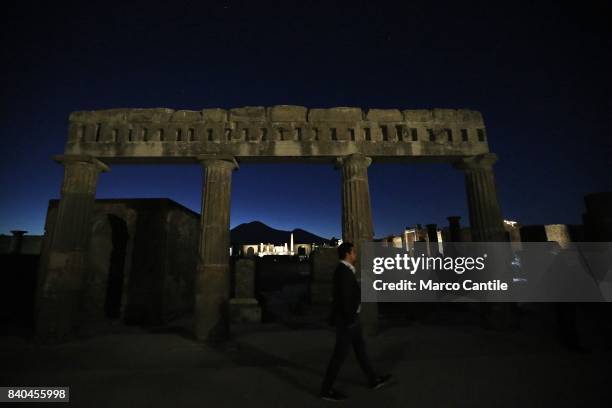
left=1, top=0, right=610, bottom=239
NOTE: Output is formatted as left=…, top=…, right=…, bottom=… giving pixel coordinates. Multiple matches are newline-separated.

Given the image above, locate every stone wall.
left=37, top=198, right=198, bottom=330
left=520, top=224, right=583, bottom=244
left=0, top=234, right=43, bottom=255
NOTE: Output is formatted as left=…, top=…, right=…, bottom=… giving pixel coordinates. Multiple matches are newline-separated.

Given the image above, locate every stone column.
left=195, top=156, right=238, bottom=341
left=447, top=216, right=462, bottom=242
left=336, top=153, right=377, bottom=333
left=426, top=223, right=439, bottom=255
left=454, top=153, right=505, bottom=242
left=9, top=230, right=27, bottom=254
left=454, top=154, right=511, bottom=328
left=35, top=154, right=109, bottom=340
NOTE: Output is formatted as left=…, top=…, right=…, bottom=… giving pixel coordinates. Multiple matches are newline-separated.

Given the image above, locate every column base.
left=34, top=251, right=87, bottom=343
left=194, top=263, right=230, bottom=341
left=35, top=289, right=82, bottom=343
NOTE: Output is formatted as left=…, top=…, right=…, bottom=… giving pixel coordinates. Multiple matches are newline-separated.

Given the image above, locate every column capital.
left=53, top=154, right=110, bottom=172
left=335, top=153, right=372, bottom=169
left=453, top=153, right=498, bottom=171
left=196, top=155, right=239, bottom=171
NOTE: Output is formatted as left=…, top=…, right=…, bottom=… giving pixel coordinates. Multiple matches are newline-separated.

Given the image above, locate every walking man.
left=320, top=242, right=391, bottom=401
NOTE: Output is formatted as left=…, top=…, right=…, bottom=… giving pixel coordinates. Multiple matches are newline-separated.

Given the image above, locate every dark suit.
left=328, top=261, right=362, bottom=326
left=321, top=261, right=377, bottom=393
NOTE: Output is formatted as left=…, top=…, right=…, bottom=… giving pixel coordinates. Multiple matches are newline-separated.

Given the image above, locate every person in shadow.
left=320, top=242, right=391, bottom=402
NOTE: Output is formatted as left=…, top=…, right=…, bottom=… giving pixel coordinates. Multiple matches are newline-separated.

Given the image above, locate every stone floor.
left=1, top=316, right=611, bottom=407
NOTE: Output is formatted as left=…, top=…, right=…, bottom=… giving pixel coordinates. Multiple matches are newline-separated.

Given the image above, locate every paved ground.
left=2, top=315, right=611, bottom=407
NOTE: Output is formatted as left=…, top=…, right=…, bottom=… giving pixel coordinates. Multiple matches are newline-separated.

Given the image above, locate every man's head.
left=337, top=242, right=356, bottom=265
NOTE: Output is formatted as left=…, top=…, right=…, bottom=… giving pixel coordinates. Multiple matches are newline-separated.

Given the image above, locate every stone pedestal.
left=230, top=258, right=261, bottom=324
left=35, top=154, right=110, bottom=341
left=310, top=247, right=338, bottom=304
left=194, top=156, right=238, bottom=341
left=229, top=298, right=262, bottom=323
left=234, top=258, right=256, bottom=298
left=454, top=153, right=505, bottom=242
left=336, top=153, right=378, bottom=334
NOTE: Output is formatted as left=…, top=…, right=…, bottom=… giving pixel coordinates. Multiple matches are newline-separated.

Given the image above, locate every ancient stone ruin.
left=36, top=105, right=505, bottom=341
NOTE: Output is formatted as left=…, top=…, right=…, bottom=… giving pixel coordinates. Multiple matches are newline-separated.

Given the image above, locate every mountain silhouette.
left=230, top=221, right=329, bottom=245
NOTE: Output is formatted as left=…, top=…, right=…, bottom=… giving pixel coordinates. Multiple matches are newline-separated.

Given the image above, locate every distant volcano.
left=230, top=221, right=329, bottom=245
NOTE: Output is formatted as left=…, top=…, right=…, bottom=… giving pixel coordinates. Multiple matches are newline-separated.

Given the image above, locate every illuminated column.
left=454, top=153, right=505, bottom=242
left=336, top=153, right=378, bottom=333
left=35, top=154, right=110, bottom=340
left=337, top=154, right=374, bottom=243
left=290, top=233, right=294, bottom=254
left=195, top=156, right=238, bottom=341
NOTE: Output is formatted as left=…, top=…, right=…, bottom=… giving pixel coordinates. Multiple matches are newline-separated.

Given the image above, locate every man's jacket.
left=328, top=262, right=361, bottom=326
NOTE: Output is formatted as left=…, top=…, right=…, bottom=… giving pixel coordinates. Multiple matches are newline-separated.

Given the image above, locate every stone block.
left=432, top=108, right=458, bottom=121
left=202, top=108, right=227, bottom=122
left=311, top=247, right=337, bottom=282
left=170, top=110, right=202, bottom=122
left=229, top=298, right=261, bottom=323
left=234, top=258, right=255, bottom=298
left=229, top=106, right=266, bottom=122
left=269, top=105, right=307, bottom=122
left=458, top=109, right=484, bottom=124
left=70, top=109, right=129, bottom=123
left=366, top=109, right=403, bottom=122
left=402, top=109, right=433, bottom=122
left=127, top=108, right=174, bottom=123
left=308, top=107, right=363, bottom=122
left=544, top=224, right=572, bottom=248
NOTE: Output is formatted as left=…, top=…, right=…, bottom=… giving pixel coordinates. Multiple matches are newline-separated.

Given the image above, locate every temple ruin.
left=35, top=105, right=506, bottom=341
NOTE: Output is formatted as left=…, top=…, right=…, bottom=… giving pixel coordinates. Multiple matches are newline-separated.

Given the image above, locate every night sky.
left=1, top=0, right=610, bottom=239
